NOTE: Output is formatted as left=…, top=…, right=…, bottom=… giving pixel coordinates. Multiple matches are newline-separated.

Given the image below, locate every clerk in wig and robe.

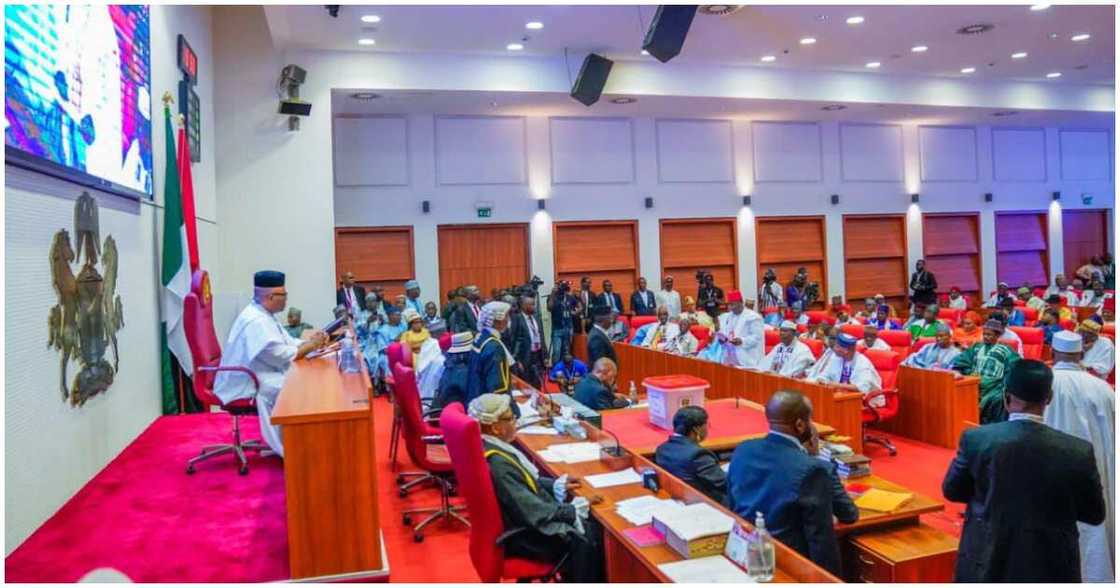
left=214, top=270, right=328, bottom=457
left=400, top=308, right=446, bottom=402
left=715, top=290, right=765, bottom=369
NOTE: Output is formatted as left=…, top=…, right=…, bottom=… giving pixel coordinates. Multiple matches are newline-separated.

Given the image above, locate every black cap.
left=254, top=270, right=285, bottom=288
left=592, top=305, right=612, bottom=318
left=1006, top=360, right=1052, bottom=404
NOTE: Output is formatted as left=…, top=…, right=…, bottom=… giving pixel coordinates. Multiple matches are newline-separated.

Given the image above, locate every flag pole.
left=164, top=92, right=188, bottom=415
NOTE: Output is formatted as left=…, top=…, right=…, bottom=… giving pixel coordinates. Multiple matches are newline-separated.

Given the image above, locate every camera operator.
left=759, top=268, right=785, bottom=326
left=697, top=270, right=725, bottom=319
left=548, top=280, right=579, bottom=364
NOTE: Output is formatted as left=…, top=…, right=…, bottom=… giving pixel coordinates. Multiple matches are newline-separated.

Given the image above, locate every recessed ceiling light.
left=846, top=16, right=864, bottom=25
left=610, top=97, right=637, bottom=104
left=961, top=67, right=976, bottom=74
left=1011, top=52, right=1028, bottom=59
left=821, top=104, right=847, bottom=111
left=800, top=37, right=817, bottom=45
left=911, top=45, right=928, bottom=53
left=350, top=92, right=381, bottom=100
left=506, top=43, right=524, bottom=51
left=1046, top=71, right=1062, bottom=78
left=357, top=38, right=375, bottom=46
left=641, top=49, right=649, bottom=56
left=865, top=61, right=881, bottom=69
left=360, top=14, right=381, bottom=23
left=1030, top=4, right=1051, bottom=10
left=1048, top=32, right=1059, bottom=39
left=525, top=21, right=543, bottom=30
left=760, top=55, right=776, bottom=62
left=1071, top=33, right=1091, bottom=42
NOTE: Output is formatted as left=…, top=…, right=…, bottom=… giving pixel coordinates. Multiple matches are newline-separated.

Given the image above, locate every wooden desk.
left=273, top=349, right=385, bottom=581
left=834, top=476, right=944, bottom=537
left=886, top=367, right=979, bottom=449
left=600, top=398, right=835, bottom=456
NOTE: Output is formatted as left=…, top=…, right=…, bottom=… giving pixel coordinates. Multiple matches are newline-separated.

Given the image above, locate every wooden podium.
left=272, top=350, right=386, bottom=581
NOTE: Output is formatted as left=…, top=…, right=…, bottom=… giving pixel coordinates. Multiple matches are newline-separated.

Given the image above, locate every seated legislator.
left=806, top=333, right=883, bottom=404
left=866, top=304, right=899, bottom=331
left=466, top=301, right=517, bottom=412
left=988, top=310, right=1024, bottom=355
left=942, top=361, right=1105, bottom=582
left=214, top=270, right=327, bottom=457
left=953, top=311, right=984, bottom=347
left=1001, top=296, right=1026, bottom=327
left=654, top=406, right=728, bottom=505
left=854, top=297, right=877, bottom=321
left=727, top=390, right=859, bottom=576
left=1078, top=319, right=1115, bottom=380
left=946, top=286, right=968, bottom=310
left=284, top=306, right=314, bottom=339
left=907, top=304, right=944, bottom=339
left=637, top=305, right=680, bottom=350
left=902, top=323, right=961, bottom=370
left=401, top=308, right=446, bottom=402
left=433, top=332, right=473, bottom=409
left=469, top=394, right=604, bottom=582
left=1034, top=307, right=1064, bottom=346
left=665, top=317, right=700, bottom=356
left=857, top=323, right=891, bottom=352
left=762, top=321, right=815, bottom=379
left=680, top=295, right=716, bottom=334
left=984, top=281, right=1017, bottom=308
left=586, top=306, right=617, bottom=367
left=573, top=358, right=629, bottom=411
left=952, top=318, right=1021, bottom=424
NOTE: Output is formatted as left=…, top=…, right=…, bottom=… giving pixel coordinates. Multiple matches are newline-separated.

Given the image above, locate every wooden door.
left=437, top=223, right=530, bottom=299
left=995, top=212, right=1049, bottom=288
left=553, top=220, right=640, bottom=296
left=923, top=213, right=982, bottom=303
left=1063, top=209, right=1109, bottom=277
left=755, top=216, right=828, bottom=309
left=660, top=218, right=738, bottom=298
left=843, top=215, right=908, bottom=312
left=334, top=226, right=414, bottom=298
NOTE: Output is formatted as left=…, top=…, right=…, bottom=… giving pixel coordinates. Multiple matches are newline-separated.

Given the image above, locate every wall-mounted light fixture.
left=910, top=193, right=920, bottom=204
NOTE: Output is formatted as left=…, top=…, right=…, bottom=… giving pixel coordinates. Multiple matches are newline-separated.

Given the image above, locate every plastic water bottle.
left=628, top=381, right=638, bottom=404
left=747, top=512, right=775, bottom=582
left=339, top=336, right=360, bottom=373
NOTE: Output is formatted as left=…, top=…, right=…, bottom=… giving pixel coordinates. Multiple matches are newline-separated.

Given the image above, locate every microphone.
left=601, top=428, right=624, bottom=457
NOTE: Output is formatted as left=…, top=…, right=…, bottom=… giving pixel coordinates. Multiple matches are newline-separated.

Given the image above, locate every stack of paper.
left=653, top=503, right=735, bottom=558
left=535, top=442, right=602, bottom=464
left=517, top=425, right=559, bottom=436
left=615, top=496, right=687, bottom=526
left=585, top=468, right=643, bottom=488
left=854, top=488, right=913, bottom=512
left=657, top=556, right=752, bottom=583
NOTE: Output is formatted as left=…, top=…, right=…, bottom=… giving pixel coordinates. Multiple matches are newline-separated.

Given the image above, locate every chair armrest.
left=421, top=434, right=445, bottom=445
left=198, top=365, right=260, bottom=391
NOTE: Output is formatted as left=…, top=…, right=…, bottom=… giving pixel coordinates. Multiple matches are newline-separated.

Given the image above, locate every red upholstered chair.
left=805, top=311, right=833, bottom=325
left=861, top=349, right=902, bottom=456
left=937, top=307, right=964, bottom=324
left=393, top=363, right=468, bottom=541
left=1060, top=318, right=1077, bottom=331
left=387, top=342, right=408, bottom=466
left=1008, top=326, right=1044, bottom=360
left=841, top=324, right=864, bottom=339
left=629, top=315, right=654, bottom=331
left=764, top=329, right=780, bottom=354
left=803, top=337, right=825, bottom=359
left=1033, top=287, right=1046, bottom=298
left=182, top=270, right=266, bottom=476
left=878, top=330, right=913, bottom=357
left=438, top=332, right=452, bottom=352
left=689, top=325, right=711, bottom=352
left=796, top=324, right=809, bottom=334
left=1021, top=307, right=1039, bottom=322
left=440, top=403, right=563, bottom=582
left=1104, top=323, right=1116, bottom=339
left=912, top=337, right=936, bottom=355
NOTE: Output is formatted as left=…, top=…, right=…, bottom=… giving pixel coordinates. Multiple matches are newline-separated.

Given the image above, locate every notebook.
left=854, top=488, right=913, bottom=512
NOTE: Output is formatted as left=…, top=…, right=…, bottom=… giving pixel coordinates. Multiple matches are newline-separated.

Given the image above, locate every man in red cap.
left=1101, top=297, right=1115, bottom=324
left=715, top=290, right=764, bottom=368
left=947, top=286, right=967, bottom=310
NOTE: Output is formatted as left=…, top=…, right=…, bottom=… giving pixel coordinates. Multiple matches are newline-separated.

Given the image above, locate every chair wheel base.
left=239, top=465, right=249, bottom=475
left=403, top=515, right=412, bottom=525
left=186, top=465, right=195, bottom=475
left=399, top=488, right=408, bottom=498
left=413, top=532, right=424, bottom=543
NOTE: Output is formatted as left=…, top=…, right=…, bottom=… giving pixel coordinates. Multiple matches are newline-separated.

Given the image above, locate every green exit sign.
left=477, top=207, right=492, bottom=218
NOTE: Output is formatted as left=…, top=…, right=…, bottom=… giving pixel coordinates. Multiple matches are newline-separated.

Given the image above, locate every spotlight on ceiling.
left=911, top=45, right=928, bottom=53
left=360, top=14, right=380, bottom=23
left=525, top=21, right=543, bottom=30
left=865, top=61, right=881, bottom=69
left=760, top=55, right=776, bottom=62
left=1030, top=4, right=1051, bottom=10
left=1071, top=33, right=1091, bottom=42
left=800, top=37, right=817, bottom=45
left=1046, top=71, right=1062, bottom=78
left=846, top=16, right=864, bottom=25
left=961, top=67, right=976, bottom=74
left=1011, top=51, right=1028, bottom=59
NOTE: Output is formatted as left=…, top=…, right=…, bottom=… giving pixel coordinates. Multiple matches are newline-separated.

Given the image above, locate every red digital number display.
left=178, top=35, right=197, bottom=82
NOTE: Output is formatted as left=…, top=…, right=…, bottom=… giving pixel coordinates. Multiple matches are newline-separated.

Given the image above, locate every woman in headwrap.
left=466, top=301, right=518, bottom=412
left=400, top=308, right=445, bottom=401
left=679, top=295, right=715, bottom=334
left=953, top=311, right=984, bottom=348
left=468, top=394, right=604, bottom=582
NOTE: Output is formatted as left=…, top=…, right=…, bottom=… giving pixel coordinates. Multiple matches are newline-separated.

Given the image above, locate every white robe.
left=1044, top=362, right=1115, bottom=582
left=808, top=351, right=883, bottom=406
left=762, top=340, right=816, bottom=379
left=857, top=338, right=891, bottom=352
left=1082, top=336, right=1115, bottom=379
left=655, top=289, right=682, bottom=318
left=214, top=303, right=302, bottom=457
left=947, top=296, right=968, bottom=310
left=414, top=338, right=446, bottom=402
left=717, top=309, right=765, bottom=369
left=639, top=321, right=681, bottom=350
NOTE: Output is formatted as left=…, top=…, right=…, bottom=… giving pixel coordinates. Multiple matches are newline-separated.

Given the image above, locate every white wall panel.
left=550, top=117, right=634, bottom=184
left=332, top=116, right=409, bottom=186
left=435, top=115, right=527, bottom=185
left=656, top=119, right=734, bottom=183
left=839, top=123, right=904, bottom=182
left=1060, top=129, right=1112, bottom=181
left=919, top=126, right=978, bottom=182
left=991, top=128, right=1046, bottom=182
left=752, top=121, right=822, bottom=182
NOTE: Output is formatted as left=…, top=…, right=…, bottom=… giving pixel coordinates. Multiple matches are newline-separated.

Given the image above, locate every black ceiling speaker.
left=642, top=6, right=698, bottom=63
left=570, top=53, right=613, bottom=106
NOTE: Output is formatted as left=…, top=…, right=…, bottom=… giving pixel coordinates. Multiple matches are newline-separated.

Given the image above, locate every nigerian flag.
left=160, top=105, right=193, bottom=414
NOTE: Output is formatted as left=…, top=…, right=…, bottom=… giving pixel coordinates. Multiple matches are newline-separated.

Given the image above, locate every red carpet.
left=5, top=398, right=958, bottom=582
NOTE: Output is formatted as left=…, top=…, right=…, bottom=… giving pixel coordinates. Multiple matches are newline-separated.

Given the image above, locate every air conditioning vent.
left=698, top=5, right=744, bottom=16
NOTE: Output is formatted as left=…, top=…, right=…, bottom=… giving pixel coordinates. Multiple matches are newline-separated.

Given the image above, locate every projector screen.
left=5, top=5, right=153, bottom=199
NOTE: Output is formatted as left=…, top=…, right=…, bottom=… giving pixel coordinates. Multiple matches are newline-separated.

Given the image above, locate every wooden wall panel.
left=924, top=213, right=982, bottom=301
left=334, top=227, right=414, bottom=298
left=996, top=212, right=1049, bottom=288
left=843, top=215, right=907, bottom=311
left=554, top=221, right=640, bottom=295
left=756, top=216, right=828, bottom=308
left=437, top=224, right=529, bottom=299
left=660, top=218, right=738, bottom=295
left=1063, top=210, right=1109, bottom=276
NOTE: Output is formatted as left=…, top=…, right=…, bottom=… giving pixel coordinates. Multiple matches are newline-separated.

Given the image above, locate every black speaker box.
left=642, top=6, right=698, bottom=63
left=570, top=53, right=613, bottom=106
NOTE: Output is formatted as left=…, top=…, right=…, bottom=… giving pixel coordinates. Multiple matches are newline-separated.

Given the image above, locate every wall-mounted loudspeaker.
left=570, top=53, right=613, bottom=106
left=984, top=193, right=993, bottom=202
left=830, top=194, right=840, bottom=205
left=644, top=197, right=654, bottom=209
left=422, top=200, right=430, bottom=213
left=642, top=6, right=698, bottom=63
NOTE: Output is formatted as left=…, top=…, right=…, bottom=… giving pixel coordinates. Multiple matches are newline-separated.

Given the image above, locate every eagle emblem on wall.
left=47, top=192, right=124, bottom=406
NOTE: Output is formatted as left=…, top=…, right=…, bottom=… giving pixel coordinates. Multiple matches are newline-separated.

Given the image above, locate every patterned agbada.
left=902, top=342, right=961, bottom=370
left=952, top=341, right=1021, bottom=423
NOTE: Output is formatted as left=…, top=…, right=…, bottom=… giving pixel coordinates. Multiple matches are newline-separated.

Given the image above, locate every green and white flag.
left=160, top=105, right=193, bottom=413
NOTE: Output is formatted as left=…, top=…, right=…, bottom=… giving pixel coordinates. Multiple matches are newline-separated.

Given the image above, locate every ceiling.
left=330, top=88, right=1114, bottom=126
left=268, top=4, right=1115, bottom=85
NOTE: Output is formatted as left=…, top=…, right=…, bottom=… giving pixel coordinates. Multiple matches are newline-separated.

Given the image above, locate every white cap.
left=779, top=320, right=798, bottom=331
left=1052, top=330, right=1083, bottom=353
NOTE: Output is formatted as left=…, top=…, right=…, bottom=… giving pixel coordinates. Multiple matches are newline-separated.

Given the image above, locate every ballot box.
left=644, top=374, right=709, bottom=430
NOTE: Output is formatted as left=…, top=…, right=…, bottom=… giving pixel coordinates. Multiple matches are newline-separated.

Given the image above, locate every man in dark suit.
left=630, top=277, right=657, bottom=316
left=586, top=305, right=617, bottom=368
left=598, top=279, right=624, bottom=316
left=655, top=406, right=727, bottom=505
left=574, top=276, right=595, bottom=335
left=573, top=358, right=629, bottom=410
left=450, top=285, right=482, bottom=334
left=509, top=295, right=549, bottom=389
left=336, top=271, right=366, bottom=315
left=942, top=360, right=1106, bottom=582
left=727, top=390, right=859, bottom=576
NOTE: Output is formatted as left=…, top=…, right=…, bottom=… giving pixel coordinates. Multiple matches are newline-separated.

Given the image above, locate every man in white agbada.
left=214, top=270, right=327, bottom=457
left=400, top=308, right=446, bottom=402
left=762, top=321, right=816, bottom=378
left=901, top=323, right=961, bottom=370
left=1078, top=319, right=1115, bottom=380
left=808, top=333, right=883, bottom=406
left=715, top=290, right=765, bottom=369
left=1044, top=331, right=1115, bottom=582
left=638, top=305, right=680, bottom=350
